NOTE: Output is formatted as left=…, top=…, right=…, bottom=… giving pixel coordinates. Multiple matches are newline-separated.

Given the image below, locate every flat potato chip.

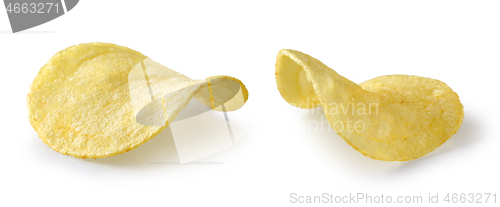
left=276, top=49, right=463, bottom=161
left=27, top=43, right=248, bottom=159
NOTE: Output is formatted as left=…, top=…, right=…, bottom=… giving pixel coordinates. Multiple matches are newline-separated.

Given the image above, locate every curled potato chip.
left=27, top=43, right=248, bottom=159
left=276, top=49, right=463, bottom=161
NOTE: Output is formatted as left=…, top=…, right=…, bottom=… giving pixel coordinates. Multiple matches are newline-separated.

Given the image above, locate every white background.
left=1, top=0, right=499, bottom=206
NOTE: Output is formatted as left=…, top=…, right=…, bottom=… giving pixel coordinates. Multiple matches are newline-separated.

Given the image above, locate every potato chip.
left=275, top=49, right=463, bottom=161
left=27, top=43, right=248, bottom=159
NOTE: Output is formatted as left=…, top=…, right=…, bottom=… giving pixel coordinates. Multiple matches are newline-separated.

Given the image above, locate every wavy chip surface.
left=275, top=49, right=463, bottom=161
left=27, top=43, right=248, bottom=159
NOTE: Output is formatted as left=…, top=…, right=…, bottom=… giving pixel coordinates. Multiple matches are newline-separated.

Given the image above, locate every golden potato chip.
left=275, top=49, right=463, bottom=161
left=27, top=43, right=248, bottom=159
